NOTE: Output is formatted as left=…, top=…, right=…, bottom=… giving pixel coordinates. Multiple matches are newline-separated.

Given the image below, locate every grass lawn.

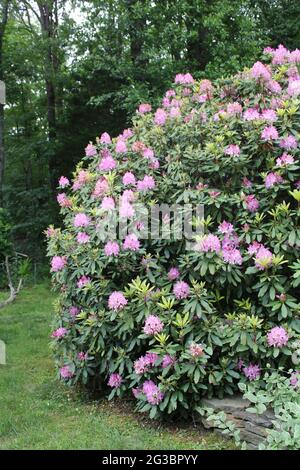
left=0, top=284, right=234, bottom=450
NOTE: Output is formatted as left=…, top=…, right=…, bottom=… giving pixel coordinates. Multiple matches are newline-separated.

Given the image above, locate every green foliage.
left=48, top=48, right=300, bottom=420
left=0, top=207, right=12, bottom=258
left=239, top=369, right=300, bottom=449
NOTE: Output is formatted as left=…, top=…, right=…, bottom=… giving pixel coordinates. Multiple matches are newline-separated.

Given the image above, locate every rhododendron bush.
left=47, top=45, right=300, bottom=419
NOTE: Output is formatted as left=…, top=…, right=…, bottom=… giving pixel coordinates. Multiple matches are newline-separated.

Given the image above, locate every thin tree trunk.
left=37, top=1, right=58, bottom=193
left=0, top=0, right=10, bottom=203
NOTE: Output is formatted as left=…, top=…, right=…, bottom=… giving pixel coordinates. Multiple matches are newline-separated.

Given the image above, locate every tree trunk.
left=37, top=1, right=59, bottom=193
left=124, top=0, right=148, bottom=81
left=0, top=0, right=10, bottom=203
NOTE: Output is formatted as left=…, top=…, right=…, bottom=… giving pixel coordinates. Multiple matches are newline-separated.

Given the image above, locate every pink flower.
left=267, top=80, right=282, bottom=94
left=175, top=73, right=194, bottom=85
left=197, top=234, right=221, bottom=253
left=226, top=102, right=242, bottom=115
left=101, top=196, right=115, bottom=210
left=199, top=79, right=213, bottom=95
left=251, top=61, right=271, bottom=81
left=247, top=241, right=262, bottom=256
left=243, top=363, right=261, bottom=381
left=149, top=157, right=159, bottom=170
left=93, top=177, right=109, bottom=198
left=168, top=267, right=180, bottom=281
left=289, top=49, right=300, bottom=63
left=115, top=139, right=127, bottom=154
left=222, top=248, right=243, bottom=265
left=100, top=132, right=111, bottom=144
left=218, top=221, right=234, bottom=235
left=173, top=281, right=190, bottom=299
left=122, top=172, right=136, bottom=186
left=243, top=108, right=260, bottom=121
left=120, top=202, right=135, bottom=218
left=279, top=135, right=298, bottom=150
left=123, top=233, right=140, bottom=251
left=85, top=143, right=97, bottom=157
left=121, top=189, right=135, bottom=203
left=272, top=44, right=289, bottom=64
left=189, top=343, right=204, bottom=357
left=57, top=193, right=71, bottom=208
left=121, top=128, right=133, bottom=140
left=143, top=315, right=164, bottom=335
left=142, top=380, right=164, bottom=405
left=108, top=373, right=122, bottom=388
left=265, top=172, right=283, bottom=188
left=242, top=177, right=252, bottom=188
left=51, top=256, right=66, bottom=272
left=51, top=327, right=68, bottom=339
left=72, top=170, right=89, bottom=191
left=154, top=108, right=167, bottom=126
left=104, top=241, right=119, bottom=256
left=74, top=213, right=90, bottom=227
left=138, top=103, right=152, bottom=114
left=77, top=276, right=91, bottom=288
left=276, top=153, right=294, bottom=166
left=99, top=155, right=117, bottom=171
left=162, top=355, right=176, bottom=369
left=58, top=176, right=70, bottom=188
left=261, top=109, right=277, bottom=122
left=245, top=195, right=259, bottom=212
left=255, top=246, right=273, bottom=270
left=60, top=365, right=73, bottom=379
left=169, top=107, right=181, bottom=119
left=77, top=232, right=90, bottom=244
left=224, top=144, right=240, bottom=156
left=77, top=352, right=88, bottom=361
left=267, top=326, right=289, bottom=348
left=108, top=291, right=128, bottom=311
left=69, top=306, right=80, bottom=317
left=134, top=357, right=149, bottom=375
left=290, top=371, right=300, bottom=388
left=287, top=80, right=300, bottom=96
left=261, top=126, right=278, bottom=141
left=137, top=175, right=155, bottom=191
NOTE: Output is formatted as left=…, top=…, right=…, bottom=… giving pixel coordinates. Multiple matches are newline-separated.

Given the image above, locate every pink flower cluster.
left=138, top=103, right=152, bottom=114
left=60, top=365, right=73, bottom=379
left=108, top=373, right=122, bottom=388
left=267, top=326, right=289, bottom=348
left=265, top=172, right=283, bottom=188
left=189, top=343, right=204, bottom=357
left=143, top=315, right=164, bottom=335
left=174, top=73, right=194, bottom=85
left=123, top=233, right=140, bottom=251
left=77, top=275, right=91, bottom=288
left=168, top=267, right=180, bottom=281
left=142, top=380, right=164, bottom=405
left=261, top=126, right=278, bottom=141
left=51, top=256, right=67, bottom=272
left=224, top=144, right=240, bottom=157
left=173, top=281, right=190, bottom=299
left=197, top=234, right=221, bottom=253
left=51, top=327, right=68, bottom=339
left=104, top=241, right=119, bottom=256
left=73, top=213, right=90, bottom=228
left=134, top=352, right=159, bottom=374
left=137, top=175, right=155, bottom=191
left=243, top=363, right=261, bottom=381
left=108, top=291, right=128, bottom=311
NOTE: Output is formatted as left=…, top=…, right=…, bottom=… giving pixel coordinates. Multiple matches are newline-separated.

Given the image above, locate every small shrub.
left=47, top=45, right=300, bottom=419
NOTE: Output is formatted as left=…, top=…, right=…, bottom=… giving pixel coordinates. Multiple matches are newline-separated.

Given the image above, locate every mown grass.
left=0, top=284, right=234, bottom=450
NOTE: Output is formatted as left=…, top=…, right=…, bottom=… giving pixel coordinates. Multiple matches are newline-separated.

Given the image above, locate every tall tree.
left=0, top=0, right=10, bottom=202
